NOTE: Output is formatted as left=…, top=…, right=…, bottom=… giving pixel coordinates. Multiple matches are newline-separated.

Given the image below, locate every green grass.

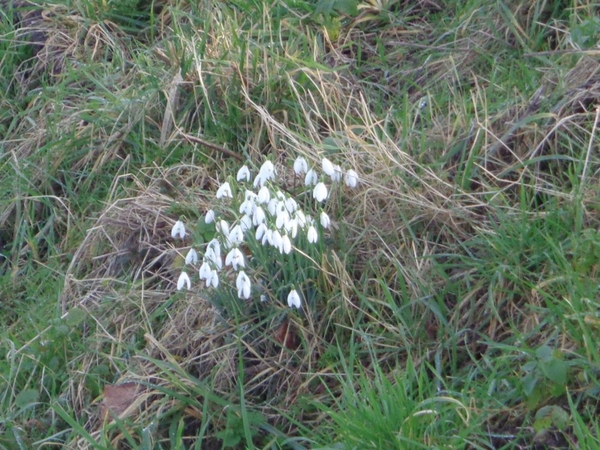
left=1, top=0, right=600, bottom=448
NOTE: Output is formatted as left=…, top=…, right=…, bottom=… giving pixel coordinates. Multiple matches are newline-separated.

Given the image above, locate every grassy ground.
left=1, top=0, right=600, bottom=448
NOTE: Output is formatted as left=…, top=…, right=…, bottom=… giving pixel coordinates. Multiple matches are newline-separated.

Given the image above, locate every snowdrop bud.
left=237, top=165, right=251, bottom=182
left=257, top=186, right=270, bottom=204
left=236, top=271, right=251, bottom=299
left=276, top=207, right=290, bottom=230
left=322, top=157, right=335, bottom=177
left=293, top=156, right=308, bottom=175
left=217, top=220, right=230, bottom=238
left=253, top=160, right=276, bottom=187
left=307, top=225, right=318, bottom=243
left=304, top=168, right=318, bottom=186
left=205, top=209, right=215, bottom=224
left=320, top=211, right=331, bottom=229
left=177, top=271, right=191, bottom=290
left=216, top=181, right=233, bottom=199
left=313, top=182, right=328, bottom=202
left=345, top=169, right=359, bottom=188
left=185, top=248, right=198, bottom=265
left=287, top=289, right=301, bottom=308
left=281, top=234, right=292, bottom=254
left=171, top=220, right=186, bottom=239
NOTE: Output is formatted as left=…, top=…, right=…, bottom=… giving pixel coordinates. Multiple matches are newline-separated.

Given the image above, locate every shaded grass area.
left=1, top=0, right=600, bottom=448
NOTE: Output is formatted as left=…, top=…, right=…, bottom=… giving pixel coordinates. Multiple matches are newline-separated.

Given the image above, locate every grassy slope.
left=1, top=0, right=600, bottom=448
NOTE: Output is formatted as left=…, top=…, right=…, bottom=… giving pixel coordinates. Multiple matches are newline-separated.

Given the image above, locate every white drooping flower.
left=287, top=289, right=301, bottom=308
left=281, top=234, right=292, bottom=254
left=228, top=224, right=244, bottom=246
left=206, top=269, right=219, bottom=288
left=253, top=206, right=266, bottom=226
left=239, top=190, right=257, bottom=216
left=236, top=271, right=251, bottom=299
left=345, top=169, right=359, bottom=188
left=237, top=165, right=251, bottom=182
left=206, top=239, right=222, bottom=269
left=313, top=182, right=328, bottom=202
left=320, top=211, right=331, bottom=229
left=304, top=168, right=318, bottom=186
left=332, top=165, right=343, bottom=182
left=307, top=225, right=318, bottom=243
left=177, top=271, right=191, bottom=290
left=322, top=157, right=335, bottom=177
left=293, top=156, right=308, bottom=175
left=216, top=181, right=233, bottom=199
left=217, top=220, right=230, bottom=239
left=171, top=220, right=186, bottom=239
left=205, top=209, right=215, bottom=224
left=185, top=248, right=199, bottom=265
left=240, top=214, right=253, bottom=232
left=285, top=197, right=298, bottom=214
left=257, top=185, right=270, bottom=204
left=199, top=260, right=212, bottom=280
left=285, top=217, right=298, bottom=239
left=225, top=247, right=245, bottom=270
left=253, top=160, right=276, bottom=188
left=256, top=222, right=268, bottom=242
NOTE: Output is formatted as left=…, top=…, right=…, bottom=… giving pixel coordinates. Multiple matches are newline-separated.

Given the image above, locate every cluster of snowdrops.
left=171, top=156, right=359, bottom=309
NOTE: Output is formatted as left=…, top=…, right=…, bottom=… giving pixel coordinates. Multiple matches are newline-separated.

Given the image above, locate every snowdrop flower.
left=269, top=229, right=283, bottom=250
left=206, top=239, right=222, bottom=269
left=171, top=220, right=186, bottom=239
left=287, top=289, right=301, bottom=309
left=253, top=160, right=276, bottom=187
left=228, top=224, right=244, bottom=246
left=237, top=165, right=251, bottom=182
left=320, top=211, right=331, bottom=229
left=216, top=181, right=233, bottom=199
left=177, top=271, right=191, bottom=290
left=294, top=156, right=308, bottom=175
left=253, top=206, right=266, bottom=226
left=295, top=210, right=307, bottom=228
left=285, top=217, right=298, bottom=238
left=322, top=158, right=335, bottom=178
left=313, top=182, right=328, bottom=202
left=239, top=191, right=256, bottom=215
left=205, top=209, right=215, bottom=224
left=217, top=220, right=230, bottom=238
left=275, top=204, right=290, bottom=229
left=199, top=260, right=212, bottom=280
left=345, top=169, right=359, bottom=188
left=257, top=185, right=270, bottom=204
left=185, top=248, right=198, bottom=265
left=240, top=214, right=253, bottom=232
left=285, top=197, right=298, bottom=214
left=332, top=165, right=343, bottom=182
left=304, top=168, right=318, bottom=186
left=206, top=269, right=219, bottom=288
left=236, top=271, right=251, bottom=299
left=256, top=222, right=268, bottom=242
left=307, top=225, right=318, bottom=243
left=281, top=234, right=292, bottom=254
left=225, top=248, right=245, bottom=270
